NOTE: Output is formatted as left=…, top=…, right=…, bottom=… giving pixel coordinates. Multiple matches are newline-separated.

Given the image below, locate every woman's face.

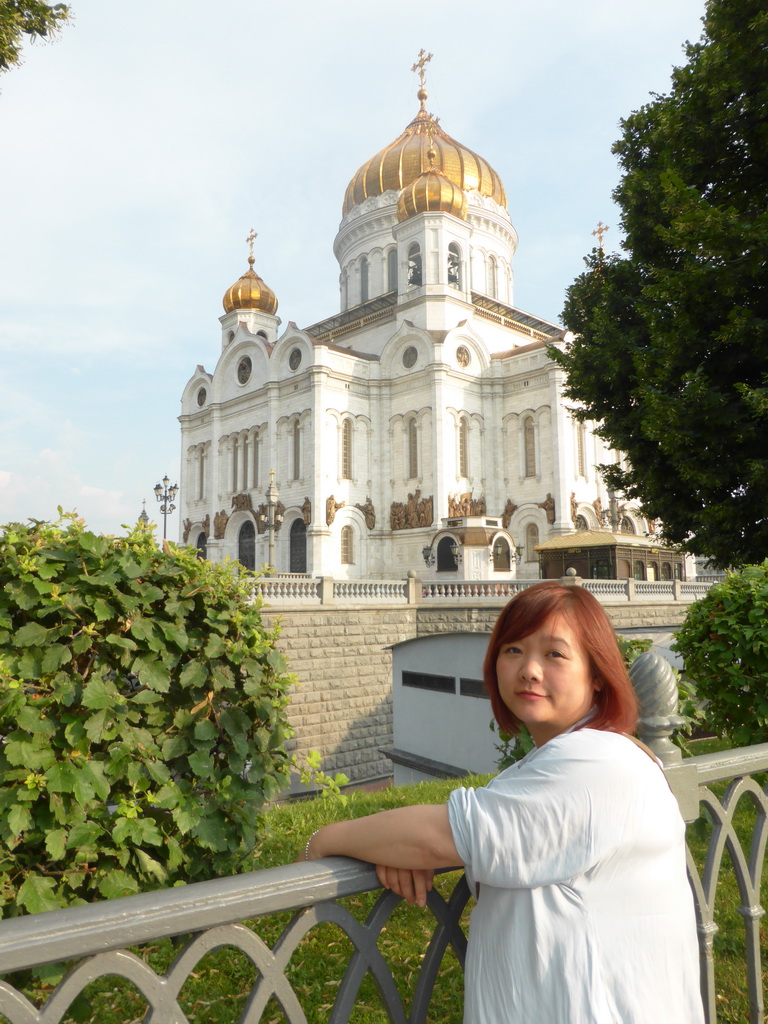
left=495, top=614, right=599, bottom=746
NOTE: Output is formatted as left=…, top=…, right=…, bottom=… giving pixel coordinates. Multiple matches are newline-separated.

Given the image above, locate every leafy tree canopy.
left=0, top=513, right=296, bottom=919
left=553, top=0, right=768, bottom=569
left=0, top=0, right=70, bottom=73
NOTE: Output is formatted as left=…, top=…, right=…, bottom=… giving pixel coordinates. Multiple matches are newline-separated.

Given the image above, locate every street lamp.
left=257, top=470, right=283, bottom=571
left=153, top=475, right=178, bottom=541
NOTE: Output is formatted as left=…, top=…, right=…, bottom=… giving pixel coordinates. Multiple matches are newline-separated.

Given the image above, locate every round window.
left=289, top=347, right=302, bottom=370
left=196, top=387, right=207, bottom=407
left=237, top=356, right=252, bottom=384
left=402, top=346, right=417, bottom=369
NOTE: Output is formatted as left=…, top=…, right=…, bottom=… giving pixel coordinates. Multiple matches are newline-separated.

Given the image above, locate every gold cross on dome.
left=246, top=228, right=257, bottom=260
left=411, top=49, right=433, bottom=91
left=592, top=221, right=609, bottom=250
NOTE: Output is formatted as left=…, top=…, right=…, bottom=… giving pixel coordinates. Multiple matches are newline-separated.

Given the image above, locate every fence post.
left=318, top=577, right=335, bottom=605
left=630, top=650, right=683, bottom=765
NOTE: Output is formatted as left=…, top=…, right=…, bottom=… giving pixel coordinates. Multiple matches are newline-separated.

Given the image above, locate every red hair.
left=484, top=581, right=638, bottom=736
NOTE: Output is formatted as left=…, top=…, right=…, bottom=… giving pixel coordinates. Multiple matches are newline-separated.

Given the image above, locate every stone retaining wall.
left=261, top=601, right=689, bottom=785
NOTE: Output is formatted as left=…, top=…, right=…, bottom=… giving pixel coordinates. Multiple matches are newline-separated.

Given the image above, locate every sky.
left=0, top=0, right=706, bottom=538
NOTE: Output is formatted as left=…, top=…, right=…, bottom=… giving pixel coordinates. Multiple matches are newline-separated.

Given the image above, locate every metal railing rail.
left=0, top=744, right=765, bottom=1024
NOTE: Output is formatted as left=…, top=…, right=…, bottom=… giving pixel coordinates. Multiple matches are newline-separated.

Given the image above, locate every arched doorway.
left=290, top=519, right=307, bottom=573
left=238, top=520, right=256, bottom=570
left=437, top=536, right=459, bottom=572
left=195, top=531, right=207, bottom=559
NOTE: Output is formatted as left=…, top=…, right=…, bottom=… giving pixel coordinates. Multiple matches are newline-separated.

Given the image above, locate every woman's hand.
left=376, top=865, right=435, bottom=907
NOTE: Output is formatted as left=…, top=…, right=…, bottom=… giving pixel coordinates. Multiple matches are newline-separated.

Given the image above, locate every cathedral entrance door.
left=290, top=519, right=307, bottom=573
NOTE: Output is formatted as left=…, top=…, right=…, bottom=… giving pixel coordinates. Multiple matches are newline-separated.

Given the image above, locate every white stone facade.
left=179, top=105, right=643, bottom=579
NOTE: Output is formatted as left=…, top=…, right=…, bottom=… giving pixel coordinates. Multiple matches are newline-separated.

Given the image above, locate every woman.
left=303, top=582, right=704, bottom=1023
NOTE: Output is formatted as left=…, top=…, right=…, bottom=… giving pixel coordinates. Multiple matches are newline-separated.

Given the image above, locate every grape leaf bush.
left=674, top=560, right=768, bottom=747
left=0, top=513, right=297, bottom=918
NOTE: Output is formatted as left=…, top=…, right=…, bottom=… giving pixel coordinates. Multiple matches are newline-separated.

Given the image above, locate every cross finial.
left=411, top=48, right=433, bottom=92
left=246, top=228, right=257, bottom=265
left=592, top=221, right=609, bottom=251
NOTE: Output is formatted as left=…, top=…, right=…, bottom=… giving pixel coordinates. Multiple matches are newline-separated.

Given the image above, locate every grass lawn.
left=4, top=739, right=766, bottom=1024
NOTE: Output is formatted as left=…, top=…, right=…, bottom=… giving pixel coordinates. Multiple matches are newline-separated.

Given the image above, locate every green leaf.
left=187, top=750, right=214, bottom=779
left=46, top=761, right=79, bottom=794
left=45, top=828, right=68, bottom=860
left=41, top=644, right=72, bottom=674
left=96, top=870, right=140, bottom=900
left=17, top=875, right=63, bottom=914
left=82, top=678, right=123, bottom=711
left=8, top=802, right=32, bottom=837
left=133, top=847, right=168, bottom=883
left=179, top=660, right=207, bottom=689
left=133, top=655, right=171, bottom=693
left=14, top=622, right=50, bottom=646
left=92, top=597, right=113, bottom=621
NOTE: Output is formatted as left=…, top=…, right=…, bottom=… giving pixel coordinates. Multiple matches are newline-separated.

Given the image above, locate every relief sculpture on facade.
left=302, top=497, right=312, bottom=525
left=355, top=497, right=376, bottom=530
left=231, top=492, right=253, bottom=512
left=538, top=493, right=556, bottom=524
left=182, top=518, right=192, bottom=543
left=326, top=495, right=345, bottom=526
left=390, top=490, right=433, bottom=530
left=448, top=492, right=486, bottom=517
left=213, top=510, right=229, bottom=539
left=501, top=498, right=518, bottom=529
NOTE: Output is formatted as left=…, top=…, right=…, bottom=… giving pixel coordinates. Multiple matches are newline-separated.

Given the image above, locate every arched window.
left=577, top=422, right=586, bottom=478
left=661, top=562, right=672, bottom=581
left=341, top=419, right=353, bottom=480
left=492, top=537, right=511, bottom=571
left=341, top=525, right=354, bottom=564
left=459, top=417, right=469, bottom=478
left=341, top=269, right=348, bottom=310
left=407, top=243, right=422, bottom=287
left=360, top=257, right=369, bottom=303
left=618, top=559, right=631, bottom=579
left=195, top=532, right=207, bottom=560
left=238, top=520, right=256, bottom=571
left=231, top=435, right=239, bottom=493
left=292, top=421, right=301, bottom=480
left=448, top=242, right=461, bottom=288
left=407, top=418, right=418, bottom=480
left=486, top=255, right=498, bottom=299
left=252, top=431, right=259, bottom=488
left=523, top=416, right=536, bottom=477
left=437, top=536, right=459, bottom=572
left=525, top=522, right=539, bottom=562
left=197, top=446, right=206, bottom=500
left=290, top=519, right=307, bottom=573
left=387, top=249, right=398, bottom=292
left=241, top=434, right=249, bottom=491
left=633, top=560, right=645, bottom=581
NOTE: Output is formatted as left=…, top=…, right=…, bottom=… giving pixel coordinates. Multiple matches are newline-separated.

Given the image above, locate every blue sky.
left=0, top=0, right=705, bottom=537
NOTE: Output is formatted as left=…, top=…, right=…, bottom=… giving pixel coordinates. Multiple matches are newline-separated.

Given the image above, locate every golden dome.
left=222, top=254, right=278, bottom=315
left=396, top=145, right=468, bottom=221
left=342, top=92, right=507, bottom=217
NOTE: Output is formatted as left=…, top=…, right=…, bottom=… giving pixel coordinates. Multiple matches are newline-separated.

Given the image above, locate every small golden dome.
left=343, top=92, right=507, bottom=217
left=396, top=145, right=468, bottom=221
left=222, top=254, right=278, bottom=315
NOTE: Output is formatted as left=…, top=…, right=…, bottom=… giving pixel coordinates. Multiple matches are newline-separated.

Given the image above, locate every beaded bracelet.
left=304, top=829, right=321, bottom=861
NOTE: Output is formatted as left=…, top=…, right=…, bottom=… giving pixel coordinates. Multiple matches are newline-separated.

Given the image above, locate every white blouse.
left=448, top=728, right=704, bottom=1024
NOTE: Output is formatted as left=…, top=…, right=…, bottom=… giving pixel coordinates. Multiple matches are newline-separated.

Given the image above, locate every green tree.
left=674, top=561, right=768, bottom=746
left=0, top=513, right=295, bottom=918
left=0, top=0, right=70, bottom=73
left=553, top=0, right=768, bottom=569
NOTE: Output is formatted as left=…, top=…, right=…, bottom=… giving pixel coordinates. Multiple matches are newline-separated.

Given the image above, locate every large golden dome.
left=342, top=91, right=507, bottom=217
left=396, top=146, right=468, bottom=221
left=222, top=254, right=278, bottom=315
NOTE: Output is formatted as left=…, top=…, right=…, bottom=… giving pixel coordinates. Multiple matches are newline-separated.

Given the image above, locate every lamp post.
left=257, top=470, right=282, bottom=571
left=153, top=475, right=178, bottom=541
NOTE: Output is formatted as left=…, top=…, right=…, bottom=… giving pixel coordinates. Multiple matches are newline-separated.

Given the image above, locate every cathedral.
left=179, top=58, right=646, bottom=581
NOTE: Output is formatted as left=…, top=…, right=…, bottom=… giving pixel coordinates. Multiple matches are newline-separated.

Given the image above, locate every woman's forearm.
left=306, top=804, right=462, bottom=869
